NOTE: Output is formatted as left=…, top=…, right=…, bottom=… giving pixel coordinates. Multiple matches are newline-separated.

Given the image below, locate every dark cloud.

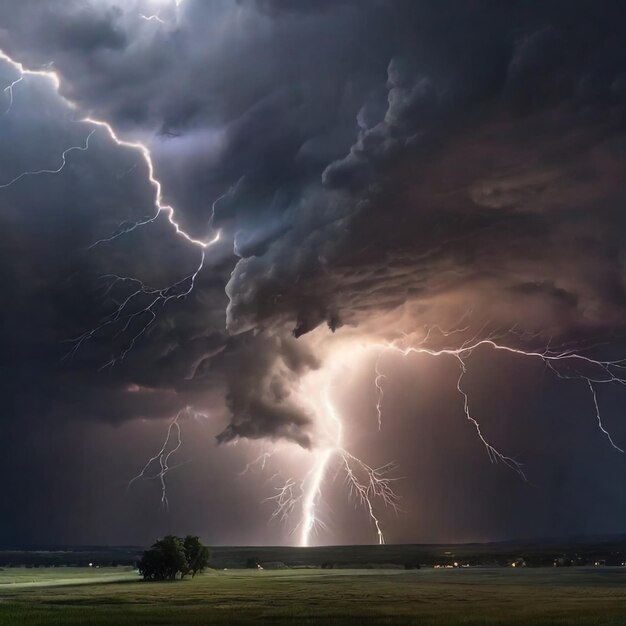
left=3, top=0, right=626, bottom=437
left=222, top=2, right=626, bottom=345
left=0, top=0, right=626, bottom=544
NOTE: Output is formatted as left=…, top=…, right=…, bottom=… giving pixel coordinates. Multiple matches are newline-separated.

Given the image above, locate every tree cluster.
left=138, top=535, right=210, bottom=581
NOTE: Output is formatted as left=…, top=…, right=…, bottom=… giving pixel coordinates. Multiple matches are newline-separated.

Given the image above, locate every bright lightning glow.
left=265, top=354, right=400, bottom=547
left=299, top=448, right=333, bottom=547
left=285, top=325, right=626, bottom=546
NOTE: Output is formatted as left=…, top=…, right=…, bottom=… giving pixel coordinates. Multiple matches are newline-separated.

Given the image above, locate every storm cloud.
left=1, top=0, right=626, bottom=545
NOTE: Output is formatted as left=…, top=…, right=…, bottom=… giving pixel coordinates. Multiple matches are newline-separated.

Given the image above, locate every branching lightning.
left=372, top=331, right=626, bottom=480
left=128, top=406, right=208, bottom=508
left=0, top=47, right=220, bottom=365
left=454, top=352, right=526, bottom=478
left=265, top=367, right=401, bottom=547
left=128, top=410, right=184, bottom=509
left=65, top=251, right=206, bottom=368
left=239, top=451, right=275, bottom=476
left=3, top=27, right=626, bottom=551
left=81, top=117, right=220, bottom=250
left=0, top=33, right=404, bottom=550
left=284, top=325, right=626, bottom=546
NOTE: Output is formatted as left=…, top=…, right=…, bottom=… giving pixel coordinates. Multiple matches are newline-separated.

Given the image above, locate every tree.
left=183, top=535, right=210, bottom=577
left=138, top=535, right=211, bottom=581
left=138, top=535, right=187, bottom=581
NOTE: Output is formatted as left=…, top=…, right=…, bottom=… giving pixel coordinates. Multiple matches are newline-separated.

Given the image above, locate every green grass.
left=0, top=567, right=136, bottom=586
left=1, top=567, right=626, bottom=625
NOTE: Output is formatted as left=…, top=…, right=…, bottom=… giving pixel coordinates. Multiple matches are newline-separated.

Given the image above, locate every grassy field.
left=1, top=567, right=626, bottom=625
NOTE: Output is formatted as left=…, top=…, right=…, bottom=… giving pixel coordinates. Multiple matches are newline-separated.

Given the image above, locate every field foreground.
left=0, top=566, right=625, bottom=625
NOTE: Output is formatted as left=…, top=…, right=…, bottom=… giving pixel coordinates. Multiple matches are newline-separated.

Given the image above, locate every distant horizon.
left=5, top=532, right=626, bottom=552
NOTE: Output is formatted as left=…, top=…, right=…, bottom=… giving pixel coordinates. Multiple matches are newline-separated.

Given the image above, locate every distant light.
left=88, top=562, right=93, bottom=567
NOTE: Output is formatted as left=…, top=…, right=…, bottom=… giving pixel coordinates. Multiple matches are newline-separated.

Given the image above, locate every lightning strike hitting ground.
left=235, top=325, right=626, bottom=547
left=266, top=364, right=400, bottom=547
left=283, top=325, right=626, bottom=546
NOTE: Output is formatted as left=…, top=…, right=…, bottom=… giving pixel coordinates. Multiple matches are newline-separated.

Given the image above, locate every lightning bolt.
left=140, top=14, right=166, bottom=24
left=374, top=355, right=386, bottom=430
left=454, top=352, right=526, bottom=478
left=65, top=250, right=206, bottom=368
left=128, top=406, right=208, bottom=508
left=587, top=379, right=624, bottom=453
left=128, top=410, right=184, bottom=509
left=372, top=330, right=626, bottom=480
left=239, top=451, right=274, bottom=476
left=299, top=448, right=333, bottom=545
left=0, top=50, right=61, bottom=115
left=265, top=364, right=400, bottom=547
left=81, top=117, right=220, bottom=250
left=0, top=129, right=96, bottom=188
left=139, top=0, right=184, bottom=25
left=0, top=34, right=397, bottom=547
left=267, top=477, right=302, bottom=524
left=0, top=48, right=221, bottom=364
left=340, top=451, right=398, bottom=546
left=293, top=325, right=626, bottom=546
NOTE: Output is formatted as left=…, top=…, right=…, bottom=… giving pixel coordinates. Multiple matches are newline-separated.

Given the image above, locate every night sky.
left=1, top=0, right=626, bottom=548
